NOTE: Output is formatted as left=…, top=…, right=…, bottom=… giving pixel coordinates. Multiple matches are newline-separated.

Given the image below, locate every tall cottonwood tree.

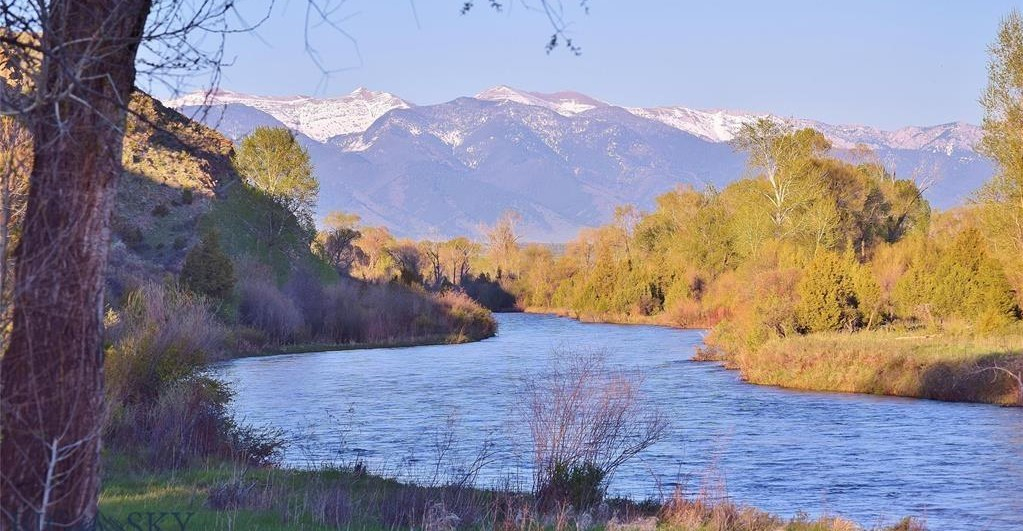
left=234, top=126, right=318, bottom=232
left=0, top=3, right=153, bottom=527
left=0, top=1, right=587, bottom=526
left=484, top=210, right=522, bottom=278
left=315, top=211, right=365, bottom=276
left=978, top=9, right=1023, bottom=293
left=732, top=119, right=831, bottom=240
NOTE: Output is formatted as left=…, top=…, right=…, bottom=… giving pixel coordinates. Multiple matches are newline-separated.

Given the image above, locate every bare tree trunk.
left=0, top=1, right=152, bottom=528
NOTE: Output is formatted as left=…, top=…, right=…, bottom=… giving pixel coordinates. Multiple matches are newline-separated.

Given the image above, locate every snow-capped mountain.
left=475, top=85, right=609, bottom=115
left=169, top=86, right=992, bottom=241
left=625, top=105, right=981, bottom=155
left=168, top=88, right=411, bottom=142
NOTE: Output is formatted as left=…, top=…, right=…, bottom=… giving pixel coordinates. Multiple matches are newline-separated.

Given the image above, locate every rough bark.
left=0, top=1, right=152, bottom=528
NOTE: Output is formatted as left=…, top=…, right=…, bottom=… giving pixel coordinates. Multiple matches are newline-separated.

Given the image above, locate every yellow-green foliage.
left=977, top=9, right=1023, bottom=296
left=894, top=228, right=1019, bottom=329
left=795, top=251, right=859, bottom=333
left=509, top=128, right=940, bottom=337
left=202, top=181, right=329, bottom=283
left=233, top=126, right=318, bottom=228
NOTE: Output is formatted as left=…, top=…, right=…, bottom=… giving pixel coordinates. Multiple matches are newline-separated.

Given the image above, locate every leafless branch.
left=519, top=348, right=668, bottom=509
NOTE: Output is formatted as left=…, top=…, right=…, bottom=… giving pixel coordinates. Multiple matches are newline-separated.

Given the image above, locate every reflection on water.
left=216, top=313, right=1023, bottom=530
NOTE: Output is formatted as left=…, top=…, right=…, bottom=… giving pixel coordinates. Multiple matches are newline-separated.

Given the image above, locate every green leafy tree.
left=180, top=232, right=236, bottom=300
left=977, top=9, right=1023, bottom=293
left=894, top=228, right=1019, bottom=328
left=851, top=261, right=883, bottom=330
left=234, top=127, right=319, bottom=230
left=719, top=178, right=775, bottom=259
left=732, top=120, right=830, bottom=235
left=440, top=237, right=481, bottom=285
left=796, top=251, right=860, bottom=333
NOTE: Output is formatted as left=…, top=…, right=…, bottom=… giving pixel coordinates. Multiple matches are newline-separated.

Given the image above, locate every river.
left=215, top=313, right=1023, bottom=530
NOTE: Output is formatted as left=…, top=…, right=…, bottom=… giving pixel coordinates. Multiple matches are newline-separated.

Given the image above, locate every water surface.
left=216, top=313, right=1023, bottom=530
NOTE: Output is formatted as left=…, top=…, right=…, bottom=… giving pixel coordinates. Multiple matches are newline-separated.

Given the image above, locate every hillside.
left=170, top=86, right=994, bottom=241
left=108, top=92, right=327, bottom=294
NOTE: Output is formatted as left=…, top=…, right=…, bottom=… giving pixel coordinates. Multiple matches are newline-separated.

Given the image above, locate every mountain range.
left=167, top=86, right=993, bottom=241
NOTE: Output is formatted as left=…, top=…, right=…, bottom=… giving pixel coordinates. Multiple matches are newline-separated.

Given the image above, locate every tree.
left=612, top=204, right=640, bottom=266
left=517, top=244, right=557, bottom=307
left=419, top=240, right=445, bottom=289
left=180, top=231, right=236, bottom=300
left=719, top=178, right=775, bottom=259
left=388, top=240, right=425, bottom=286
left=0, top=4, right=155, bottom=526
left=0, top=1, right=586, bottom=524
left=315, top=211, right=365, bottom=276
left=484, top=209, right=521, bottom=278
left=233, top=127, right=318, bottom=231
left=895, top=228, right=1020, bottom=328
left=732, top=120, right=830, bottom=238
left=440, top=237, right=480, bottom=285
left=354, top=225, right=397, bottom=279
left=977, top=9, right=1023, bottom=293
left=796, top=251, right=860, bottom=333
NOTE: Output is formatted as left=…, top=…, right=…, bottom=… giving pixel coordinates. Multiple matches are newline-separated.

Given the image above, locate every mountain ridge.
left=168, top=86, right=992, bottom=241
left=169, top=85, right=982, bottom=152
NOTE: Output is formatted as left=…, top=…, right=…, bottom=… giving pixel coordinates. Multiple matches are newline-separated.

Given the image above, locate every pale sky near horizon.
left=159, top=1, right=1023, bottom=130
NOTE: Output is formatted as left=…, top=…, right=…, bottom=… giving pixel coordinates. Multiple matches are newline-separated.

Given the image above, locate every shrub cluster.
left=231, top=263, right=496, bottom=349
left=104, top=282, right=283, bottom=468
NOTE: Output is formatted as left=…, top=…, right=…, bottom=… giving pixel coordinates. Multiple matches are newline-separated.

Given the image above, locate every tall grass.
left=730, top=329, right=1023, bottom=405
left=100, top=454, right=925, bottom=531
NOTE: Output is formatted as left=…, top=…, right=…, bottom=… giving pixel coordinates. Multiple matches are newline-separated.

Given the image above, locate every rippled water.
left=216, top=313, right=1023, bottom=530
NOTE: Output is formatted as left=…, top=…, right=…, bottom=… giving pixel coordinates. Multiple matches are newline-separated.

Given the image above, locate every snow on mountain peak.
left=627, top=106, right=980, bottom=153
left=166, top=88, right=412, bottom=141
left=626, top=106, right=765, bottom=143
left=475, top=85, right=607, bottom=116
left=167, top=85, right=980, bottom=154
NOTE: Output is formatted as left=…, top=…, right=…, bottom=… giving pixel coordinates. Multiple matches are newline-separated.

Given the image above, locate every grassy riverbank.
left=525, top=309, right=1023, bottom=406
left=522, top=306, right=715, bottom=329
left=724, top=330, right=1023, bottom=406
left=99, top=453, right=921, bottom=530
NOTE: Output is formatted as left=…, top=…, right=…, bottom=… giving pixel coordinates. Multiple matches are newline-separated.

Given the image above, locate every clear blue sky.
left=178, top=1, right=1021, bottom=129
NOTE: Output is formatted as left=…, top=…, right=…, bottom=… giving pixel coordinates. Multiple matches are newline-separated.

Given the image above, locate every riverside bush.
left=104, top=282, right=283, bottom=468
left=237, top=276, right=304, bottom=345
left=230, top=261, right=497, bottom=350
left=796, top=251, right=860, bottom=333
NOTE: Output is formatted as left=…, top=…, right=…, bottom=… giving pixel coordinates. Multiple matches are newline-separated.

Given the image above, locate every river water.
left=215, top=313, right=1023, bottom=530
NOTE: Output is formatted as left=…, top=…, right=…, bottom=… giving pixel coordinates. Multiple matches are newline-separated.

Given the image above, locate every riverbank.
left=99, top=453, right=920, bottom=530
left=726, top=330, right=1023, bottom=406
left=525, top=308, right=1023, bottom=406
left=231, top=331, right=496, bottom=359
left=522, top=306, right=715, bottom=328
